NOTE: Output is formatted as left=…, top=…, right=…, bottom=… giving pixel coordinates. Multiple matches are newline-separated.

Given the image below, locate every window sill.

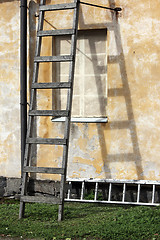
left=51, top=117, right=108, bottom=123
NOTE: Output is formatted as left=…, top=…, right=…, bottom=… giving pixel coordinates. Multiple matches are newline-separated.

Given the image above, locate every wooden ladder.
left=19, top=0, right=80, bottom=221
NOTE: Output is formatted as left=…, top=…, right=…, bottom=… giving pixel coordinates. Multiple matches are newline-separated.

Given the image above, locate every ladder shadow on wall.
left=78, top=0, right=143, bottom=180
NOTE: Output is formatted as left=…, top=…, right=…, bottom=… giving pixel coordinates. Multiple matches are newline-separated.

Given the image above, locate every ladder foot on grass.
left=19, top=202, right=25, bottom=219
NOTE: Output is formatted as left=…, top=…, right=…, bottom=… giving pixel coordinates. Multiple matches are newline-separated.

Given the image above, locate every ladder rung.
left=94, top=182, right=98, bottom=201
left=39, top=3, right=76, bottom=11
left=38, top=29, right=75, bottom=37
left=108, top=183, right=112, bottom=201
left=80, top=181, right=85, bottom=200
left=29, top=110, right=69, bottom=117
left=152, top=184, right=155, bottom=204
left=32, top=82, right=72, bottom=89
left=122, top=183, right=126, bottom=202
left=26, top=138, right=66, bottom=145
left=23, top=166, right=65, bottom=174
left=34, top=55, right=73, bottom=63
left=137, top=184, right=141, bottom=203
left=21, top=196, right=62, bottom=204
left=67, top=181, right=72, bottom=200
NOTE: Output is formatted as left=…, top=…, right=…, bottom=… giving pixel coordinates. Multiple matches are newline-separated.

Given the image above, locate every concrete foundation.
left=0, top=177, right=60, bottom=198
left=1, top=177, right=160, bottom=205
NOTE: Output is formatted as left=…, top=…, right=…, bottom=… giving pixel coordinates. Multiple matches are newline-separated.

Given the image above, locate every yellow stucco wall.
left=0, top=0, right=20, bottom=177
left=0, top=0, right=160, bottom=180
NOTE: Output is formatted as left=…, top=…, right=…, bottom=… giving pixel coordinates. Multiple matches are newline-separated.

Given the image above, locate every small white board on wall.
left=51, top=117, right=108, bottom=123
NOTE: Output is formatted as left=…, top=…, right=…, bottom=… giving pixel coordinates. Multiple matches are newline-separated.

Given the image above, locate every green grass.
left=0, top=199, right=160, bottom=240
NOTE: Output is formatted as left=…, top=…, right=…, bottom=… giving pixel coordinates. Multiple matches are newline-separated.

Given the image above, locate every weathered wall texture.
left=0, top=0, right=21, bottom=177
left=0, top=0, right=160, bottom=181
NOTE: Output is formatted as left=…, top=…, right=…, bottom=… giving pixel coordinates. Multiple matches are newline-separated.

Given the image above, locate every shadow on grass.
left=25, top=203, right=59, bottom=221
left=68, top=204, right=148, bottom=221
left=24, top=202, right=137, bottom=221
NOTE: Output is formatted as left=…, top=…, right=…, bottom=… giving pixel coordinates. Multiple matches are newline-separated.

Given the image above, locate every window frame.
left=52, top=28, right=108, bottom=123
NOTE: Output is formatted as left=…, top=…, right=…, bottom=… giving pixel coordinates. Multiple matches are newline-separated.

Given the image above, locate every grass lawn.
left=0, top=198, right=160, bottom=240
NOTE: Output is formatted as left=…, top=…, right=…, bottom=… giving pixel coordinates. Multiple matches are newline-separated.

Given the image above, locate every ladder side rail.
left=25, top=0, right=46, bottom=165
left=64, top=198, right=160, bottom=206
left=58, top=0, right=80, bottom=221
left=66, top=178, right=160, bottom=185
left=19, top=0, right=46, bottom=219
left=23, top=0, right=46, bottom=176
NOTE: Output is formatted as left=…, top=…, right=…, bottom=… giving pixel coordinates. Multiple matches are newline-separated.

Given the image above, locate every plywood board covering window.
left=52, top=29, right=107, bottom=118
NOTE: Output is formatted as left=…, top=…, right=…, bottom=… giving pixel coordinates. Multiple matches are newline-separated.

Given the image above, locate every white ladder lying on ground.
left=65, top=179, right=160, bottom=206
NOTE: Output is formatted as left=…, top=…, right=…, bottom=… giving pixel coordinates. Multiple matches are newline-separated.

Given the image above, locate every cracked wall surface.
left=0, top=0, right=160, bottom=181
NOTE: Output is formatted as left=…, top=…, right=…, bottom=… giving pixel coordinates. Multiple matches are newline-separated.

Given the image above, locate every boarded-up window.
left=52, top=29, right=107, bottom=118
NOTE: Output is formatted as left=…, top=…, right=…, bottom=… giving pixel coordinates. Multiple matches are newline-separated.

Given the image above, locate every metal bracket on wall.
left=79, top=1, right=122, bottom=12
